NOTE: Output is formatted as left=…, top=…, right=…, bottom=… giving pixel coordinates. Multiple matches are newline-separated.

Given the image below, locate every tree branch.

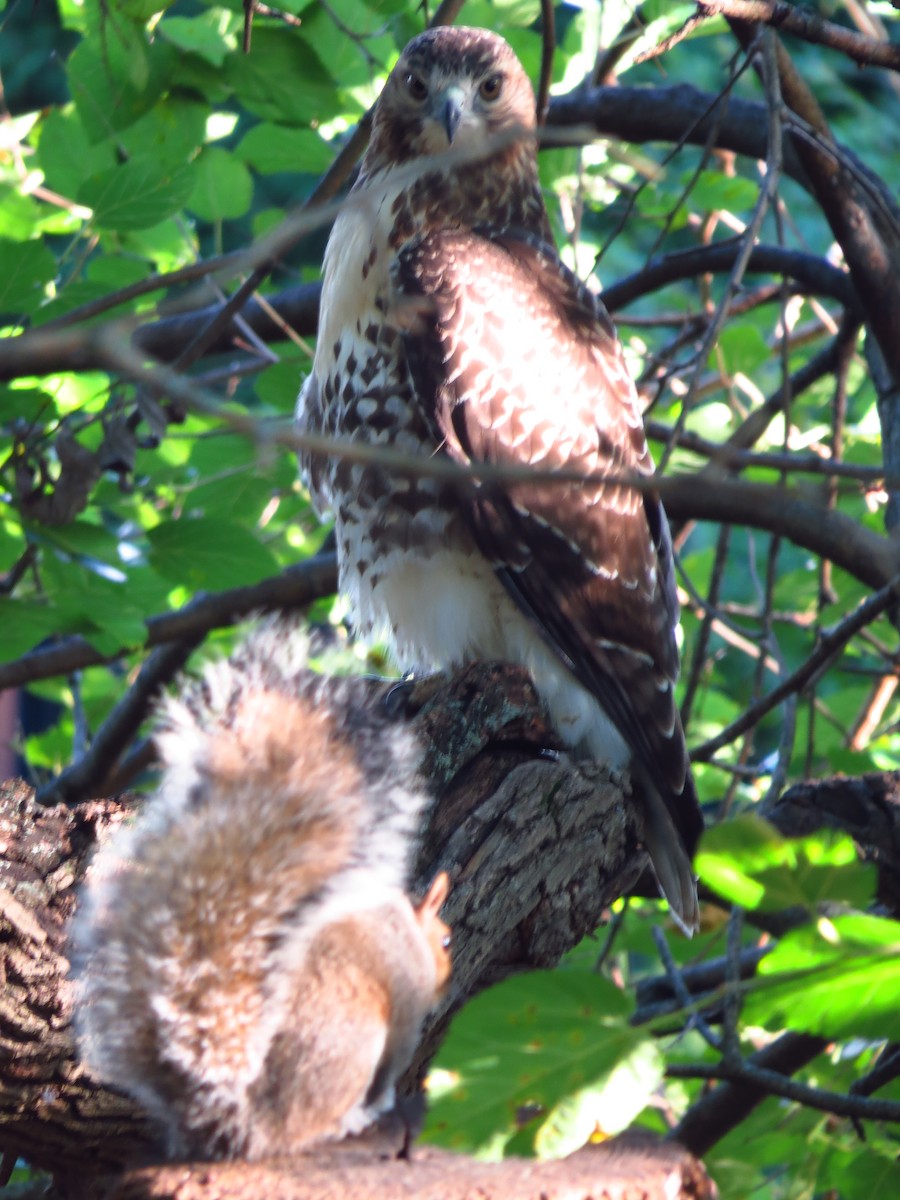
left=35, top=634, right=206, bottom=807
left=600, top=241, right=858, bottom=313
left=698, top=0, right=900, bottom=72
left=669, top=1051, right=900, bottom=1124
left=671, top=1031, right=827, bottom=1157
left=0, top=553, right=338, bottom=691
left=692, top=574, right=900, bottom=761
left=728, top=19, right=900, bottom=388
left=2, top=77, right=889, bottom=384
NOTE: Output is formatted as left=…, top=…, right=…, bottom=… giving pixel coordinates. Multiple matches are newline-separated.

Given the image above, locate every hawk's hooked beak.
left=439, top=87, right=465, bottom=145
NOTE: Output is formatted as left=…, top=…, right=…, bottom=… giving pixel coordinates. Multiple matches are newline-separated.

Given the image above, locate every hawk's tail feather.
left=641, top=788, right=700, bottom=937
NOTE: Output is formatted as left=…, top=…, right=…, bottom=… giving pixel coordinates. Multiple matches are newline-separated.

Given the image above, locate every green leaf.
left=425, top=970, right=647, bottom=1157
left=685, top=169, right=759, bottom=213
left=0, top=600, right=59, bottom=659
left=0, top=239, right=56, bottom=315
left=188, top=148, right=253, bottom=222
left=185, top=434, right=282, bottom=520
left=225, top=29, right=340, bottom=126
left=254, top=361, right=307, bottom=413
left=78, top=157, right=196, bottom=231
left=0, top=187, right=48, bottom=241
left=36, top=109, right=117, bottom=202
left=67, top=37, right=170, bottom=142
left=40, top=556, right=148, bottom=654
left=41, top=520, right=127, bottom=565
left=146, top=517, right=279, bottom=590
left=744, top=915, right=900, bottom=1041
left=824, top=1144, right=900, bottom=1200
left=117, top=99, right=207, bottom=172
left=696, top=816, right=876, bottom=912
left=236, top=123, right=334, bottom=175
left=1, top=385, right=56, bottom=425
left=712, top=322, right=771, bottom=377
left=158, top=10, right=241, bottom=66
left=535, top=1038, right=664, bottom=1158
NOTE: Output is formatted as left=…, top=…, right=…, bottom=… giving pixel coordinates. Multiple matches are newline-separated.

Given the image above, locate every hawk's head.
left=365, top=27, right=537, bottom=171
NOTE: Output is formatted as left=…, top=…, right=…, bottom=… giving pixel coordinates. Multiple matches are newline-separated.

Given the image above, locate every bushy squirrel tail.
left=70, top=623, right=438, bottom=1157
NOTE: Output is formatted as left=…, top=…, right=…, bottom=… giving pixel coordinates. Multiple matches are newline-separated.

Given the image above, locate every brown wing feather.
left=393, top=228, right=702, bottom=854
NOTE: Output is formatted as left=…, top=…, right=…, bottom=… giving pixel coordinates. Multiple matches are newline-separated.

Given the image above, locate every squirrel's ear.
left=420, top=871, right=450, bottom=917
left=417, top=872, right=452, bottom=989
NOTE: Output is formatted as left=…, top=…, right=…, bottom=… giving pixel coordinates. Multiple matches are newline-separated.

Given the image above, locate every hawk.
left=296, top=26, right=703, bottom=933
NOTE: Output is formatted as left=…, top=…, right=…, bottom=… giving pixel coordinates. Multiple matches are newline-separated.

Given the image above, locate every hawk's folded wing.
left=393, top=228, right=703, bottom=860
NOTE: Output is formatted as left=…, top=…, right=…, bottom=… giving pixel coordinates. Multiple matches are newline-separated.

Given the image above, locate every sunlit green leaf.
left=78, top=158, right=196, bottom=231
left=147, top=518, right=279, bottom=589
left=745, top=915, right=900, bottom=1040
left=697, top=816, right=876, bottom=912
left=158, top=9, right=241, bottom=66
left=236, top=124, right=334, bottom=175
left=425, top=970, right=644, bottom=1157
left=0, top=239, right=56, bottom=314
left=188, top=148, right=253, bottom=222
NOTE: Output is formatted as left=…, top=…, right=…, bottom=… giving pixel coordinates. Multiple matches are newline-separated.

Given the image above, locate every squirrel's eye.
left=406, top=72, right=428, bottom=101
left=479, top=74, right=503, bottom=101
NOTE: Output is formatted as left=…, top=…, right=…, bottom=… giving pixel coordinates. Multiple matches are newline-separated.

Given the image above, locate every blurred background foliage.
left=1, top=0, right=899, bottom=1194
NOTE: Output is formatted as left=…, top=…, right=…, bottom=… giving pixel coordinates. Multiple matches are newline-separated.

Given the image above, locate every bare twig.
left=633, top=943, right=772, bottom=1024
left=633, top=11, right=708, bottom=65
left=0, top=553, right=338, bottom=691
left=655, top=430, right=885, bottom=485
left=672, top=1030, right=827, bottom=1155
left=668, top=1057, right=900, bottom=1123
left=692, top=574, right=900, bottom=762
left=35, top=634, right=204, bottom=807
left=658, top=26, right=784, bottom=470
left=536, top=0, right=555, bottom=125
left=651, top=927, right=723, bottom=1050
left=681, top=525, right=732, bottom=730
left=0, top=242, right=857, bottom=384
left=851, top=1044, right=900, bottom=1099
left=37, top=249, right=249, bottom=333
left=721, top=909, right=744, bottom=1062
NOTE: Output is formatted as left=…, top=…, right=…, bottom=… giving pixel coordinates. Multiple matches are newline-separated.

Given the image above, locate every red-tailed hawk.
left=297, top=26, right=703, bottom=933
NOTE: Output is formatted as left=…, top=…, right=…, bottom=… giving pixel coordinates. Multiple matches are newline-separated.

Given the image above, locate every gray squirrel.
left=70, top=622, right=451, bottom=1161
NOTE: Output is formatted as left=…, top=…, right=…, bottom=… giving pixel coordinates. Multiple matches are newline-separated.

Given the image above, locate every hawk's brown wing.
left=393, top=228, right=703, bottom=857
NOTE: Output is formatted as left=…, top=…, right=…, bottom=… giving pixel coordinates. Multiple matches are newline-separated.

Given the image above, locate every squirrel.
left=69, top=621, right=451, bottom=1162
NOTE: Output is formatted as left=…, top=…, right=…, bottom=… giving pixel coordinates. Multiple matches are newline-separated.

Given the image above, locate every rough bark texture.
left=90, top=1130, right=716, bottom=1200
left=0, top=663, right=690, bottom=1200
left=764, top=768, right=900, bottom=914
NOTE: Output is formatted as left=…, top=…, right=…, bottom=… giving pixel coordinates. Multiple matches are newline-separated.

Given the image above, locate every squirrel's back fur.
left=71, top=622, right=449, bottom=1160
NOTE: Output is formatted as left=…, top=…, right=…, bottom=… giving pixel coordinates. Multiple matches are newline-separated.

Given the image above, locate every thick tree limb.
left=764, top=769, right=900, bottom=914
left=600, top=241, right=858, bottom=314
left=698, top=0, right=900, bottom=72
left=98, top=1133, right=715, bottom=1200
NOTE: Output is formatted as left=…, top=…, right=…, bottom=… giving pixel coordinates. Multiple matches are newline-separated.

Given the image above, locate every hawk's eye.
left=479, top=73, right=503, bottom=101
left=405, top=72, right=428, bottom=102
